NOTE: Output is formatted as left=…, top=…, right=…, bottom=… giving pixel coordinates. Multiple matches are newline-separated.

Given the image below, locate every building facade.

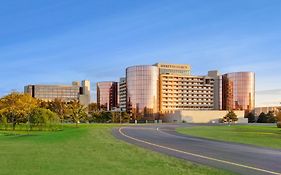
left=208, top=70, right=222, bottom=110
left=126, top=65, right=159, bottom=120
left=24, top=80, right=91, bottom=106
left=159, top=74, right=215, bottom=114
left=222, top=72, right=255, bottom=111
left=96, top=81, right=118, bottom=111
left=119, top=77, right=127, bottom=112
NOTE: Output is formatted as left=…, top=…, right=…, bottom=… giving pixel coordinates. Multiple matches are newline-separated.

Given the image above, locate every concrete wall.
left=163, top=110, right=246, bottom=123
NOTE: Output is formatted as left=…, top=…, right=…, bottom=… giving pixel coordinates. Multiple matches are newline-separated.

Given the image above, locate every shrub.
left=277, top=122, right=281, bottom=128
left=29, top=108, right=60, bottom=131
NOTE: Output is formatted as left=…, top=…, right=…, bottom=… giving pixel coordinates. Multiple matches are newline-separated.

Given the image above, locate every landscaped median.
left=177, top=124, right=281, bottom=150
left=0, top=124, right=234, bottom=175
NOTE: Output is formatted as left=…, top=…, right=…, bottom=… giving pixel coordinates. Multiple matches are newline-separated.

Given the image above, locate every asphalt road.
left=112, top=124, right=281, bottom=175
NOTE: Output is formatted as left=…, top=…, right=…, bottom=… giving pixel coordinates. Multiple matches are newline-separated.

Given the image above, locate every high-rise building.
left=96, top=81, right=118, bottom=111
left=79, top=80, right=91, bottom=106
left=159, top=74, right=215, bottom=114
left=119, top=77, right=127, bottom=112
left=156, top=63, right=215, bottom=114
left=126, top=65, right=159, bottom=120
left=222, top=72, right=255, bottom=111
left=121, top=63, right=255, bottom=121
left=24, top=80, right=91, bottom=106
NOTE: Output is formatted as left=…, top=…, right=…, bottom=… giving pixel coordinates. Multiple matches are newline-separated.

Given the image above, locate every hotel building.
left=155, top=63, right=216, bottom=114
left=120, top=63, right=255, bottom=122
left=96, top=81, right=118, bottom=111
left=24, top=80, right=91, bottom=106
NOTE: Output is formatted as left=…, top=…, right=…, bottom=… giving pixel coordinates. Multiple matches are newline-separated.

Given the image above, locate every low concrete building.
left=163, top=110, right=246, bottom=123
left=24, top=80, right=91, bottom=106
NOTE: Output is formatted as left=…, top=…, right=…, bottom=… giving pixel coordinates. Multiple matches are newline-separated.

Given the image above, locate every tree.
left=245, top=112, right=256, bottom=123
left=91, top=111, right=111, bottom=123
left=88, top=103, right=98, bottom=114
left=121, top=112, right=130, bottom=123
left=257, top=112, right=267, bottom=123
left=257, top=111, right=277, bottom=123
left=0, top=114, right=8, bottom=130
left=46, top=98, right=68, bottom=123
left=223, top=111, right=238, bottom=125
left=0, top=92, right=38, bottom=130
left=29, top=108, right=60, bottom=131
left=266, top=111, right=277, bottom=123
left=276, top=108, right=281, bottom=128
left=68, top=100, right=87, bottom=127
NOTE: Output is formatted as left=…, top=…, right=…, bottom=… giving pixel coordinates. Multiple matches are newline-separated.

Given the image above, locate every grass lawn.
left=177, top=124, right=281, bottom=150
left=0, top=124, right=234, bottom=175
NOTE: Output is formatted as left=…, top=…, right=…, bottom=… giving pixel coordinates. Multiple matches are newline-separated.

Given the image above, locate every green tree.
left=223, top=111, right=238, bottom=125
left=47, top=98, right=68, bottom=123
left=121, top=112, right=130, bottom=123
left=266, top=111, right=277, bottom=123
left=276, top=108, right=281, bottom=128
left=0, top=114, right=8, bottom=130
left=257, top=112, right=267, bottom=123
left=68, top=100, right=87, bottom=127
left=88, top=103, right=98, bottom=114
left=245, top=112, right=256, bottom=123
left=0, top=92, right=38, bottom=130
left=91, top=111, right=111, bottom=123
left=257, top=111, right=277, bottom=123
left=29, top=108, right=60, bottom=131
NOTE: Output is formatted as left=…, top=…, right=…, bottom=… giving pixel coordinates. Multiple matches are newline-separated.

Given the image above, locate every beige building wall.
left=163, top=110, right=246, bottom=123
left=254, top=106, right=280, bottom=116
left=159, top=74, right=215, bottom=114
left=154, top=63, right=191, bottom=75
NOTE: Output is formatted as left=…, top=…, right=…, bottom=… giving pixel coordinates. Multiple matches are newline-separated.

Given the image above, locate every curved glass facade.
left=222, top=72, right=255, bottom=111
left=126, top=65, right=159, bottom=120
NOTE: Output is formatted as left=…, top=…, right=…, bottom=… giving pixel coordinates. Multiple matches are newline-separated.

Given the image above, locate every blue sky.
left=1, top=0, right=281, bottom=106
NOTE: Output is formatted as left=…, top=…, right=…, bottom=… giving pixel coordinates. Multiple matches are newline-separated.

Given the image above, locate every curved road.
left=113, top=124, right=281, bottom=175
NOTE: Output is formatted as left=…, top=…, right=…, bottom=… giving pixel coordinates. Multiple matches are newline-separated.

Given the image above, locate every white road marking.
left=118, top=127, right=281, bottom=175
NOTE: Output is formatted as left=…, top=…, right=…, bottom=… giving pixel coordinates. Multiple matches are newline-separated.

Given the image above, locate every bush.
left=277, top=122, right=281, bottom=128
left=29, top=108, right=60, bottom=131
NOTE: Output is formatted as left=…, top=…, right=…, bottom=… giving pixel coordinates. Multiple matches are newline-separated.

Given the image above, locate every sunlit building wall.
left=208, top=70, right=222, bottom=110
left=119, top=77, right=127, bottom=112
left=96, top=81, right=118, bottom=111
left=126, top=65, right=159, bottom=120
left=153, top=63, right=191, bottom=75
left=159, top=74, right=215, bottom=114
left=222, top=72, right=255, bottom=111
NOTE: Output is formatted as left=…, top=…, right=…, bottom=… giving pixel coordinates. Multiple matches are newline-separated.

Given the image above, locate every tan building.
left=119, top=77, right=127, bottom=112
left=155, top=63, right=215, bottom=114
left=24, top=80, right=91, bottom=106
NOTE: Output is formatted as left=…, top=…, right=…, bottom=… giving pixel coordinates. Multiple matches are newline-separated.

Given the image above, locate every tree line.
left=0, top=92, right=130, bottom=131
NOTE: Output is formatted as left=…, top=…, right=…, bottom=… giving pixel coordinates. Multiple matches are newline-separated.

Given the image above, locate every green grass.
left=0, top=124, right=234, bottom=175
left=177, top=124, right=281, bottom=150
